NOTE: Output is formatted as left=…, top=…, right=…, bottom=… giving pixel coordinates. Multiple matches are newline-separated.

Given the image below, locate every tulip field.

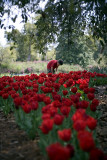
left=0, top=70, right=107, bottom=160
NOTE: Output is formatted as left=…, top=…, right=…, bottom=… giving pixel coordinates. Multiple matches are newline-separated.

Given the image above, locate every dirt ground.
left=95, top=85, right=107, bottom=154
left=0, top=85, right=107, bottom=160
left=0, top=111, right=46, bottom=160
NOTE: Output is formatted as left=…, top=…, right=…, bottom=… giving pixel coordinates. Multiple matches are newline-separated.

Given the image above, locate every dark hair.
left=58, top=59, right=63, bottom=65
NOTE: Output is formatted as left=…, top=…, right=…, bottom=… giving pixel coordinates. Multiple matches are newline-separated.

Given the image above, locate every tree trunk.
left=27, top=39, right=31, bottom=61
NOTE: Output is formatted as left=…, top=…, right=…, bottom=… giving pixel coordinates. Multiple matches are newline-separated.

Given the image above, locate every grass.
left=0, top=61, right=83, bottom=74
left=58, top=64, right=83, bottom=73
left=0, top=61, right=107, bottom=84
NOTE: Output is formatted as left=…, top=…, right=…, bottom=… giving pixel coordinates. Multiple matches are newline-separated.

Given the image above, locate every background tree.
left=5, top=23, right=38, bottom=61
left=5, top=29, right=28, bottom=61
left=56, top=34, right=97, bottom=67
left=0, top=45, right=17, bottom=65
left=1, top=0, right=106, bottom=43
left=23, top=22, right=37, bottom=61
left=35, top=0, right=107, bottom=65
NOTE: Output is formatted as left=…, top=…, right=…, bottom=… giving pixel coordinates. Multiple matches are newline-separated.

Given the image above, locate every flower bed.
left=0, top=70, right=107, bottom=160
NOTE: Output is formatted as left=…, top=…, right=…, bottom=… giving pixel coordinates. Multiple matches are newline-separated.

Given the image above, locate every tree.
left=56, top=34, right=101, bottom=67
left=1, top=0, right=106, bottom=42
left=0, top=45, right=17, bottom=65
left=46, top=46, right=56, bottom=60
left=5, top=23, right=38, bottom=61
left=0, top=0, right=40, bottom=29
left=0, top=0, right=107, bottom=64
left=32, top=0, right=107, bottom=58
left=5, top=29, right=28, bottom=61
left=93, top=39, right=107, bottom=65
left=23, top=22, right=37, bottom=61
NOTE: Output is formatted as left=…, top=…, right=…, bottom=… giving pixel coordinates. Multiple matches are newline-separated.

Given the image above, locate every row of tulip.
left=0, top=70, right=107, bottom=160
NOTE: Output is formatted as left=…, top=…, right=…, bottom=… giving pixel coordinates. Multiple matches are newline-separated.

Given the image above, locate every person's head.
left=58, top=59, right=63, bottom=66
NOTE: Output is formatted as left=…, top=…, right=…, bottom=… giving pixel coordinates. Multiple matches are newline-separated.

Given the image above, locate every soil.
left=0, top=111, right=45, bottom=160
left=95, top=85, right=107, bottom=154
left=0, top=85, right=107, bottom=160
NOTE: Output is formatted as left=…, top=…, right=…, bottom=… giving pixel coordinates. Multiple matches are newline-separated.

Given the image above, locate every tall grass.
left=0, top=61, right=107, bottom=75
left=0, top=61, right=83, bottom=74
left=58, top=64, right=83, bottom=73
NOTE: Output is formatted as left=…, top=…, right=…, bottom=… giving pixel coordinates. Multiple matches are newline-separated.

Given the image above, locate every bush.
left=87, top=66, right=107, bottom=74
left=24, top=67, right=34, bottom=73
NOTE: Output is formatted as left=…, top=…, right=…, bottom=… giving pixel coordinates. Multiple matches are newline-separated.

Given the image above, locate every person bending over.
left=47, top=59, right=63, bottom=74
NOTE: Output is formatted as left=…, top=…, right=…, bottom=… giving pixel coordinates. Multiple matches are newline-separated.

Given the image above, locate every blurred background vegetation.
left=0, top=0, right=107, bottom=75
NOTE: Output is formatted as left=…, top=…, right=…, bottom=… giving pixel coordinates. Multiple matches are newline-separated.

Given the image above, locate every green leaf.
left=100, top=40, right=104, bottom=46
left=98, top=57, right=102, bottom=64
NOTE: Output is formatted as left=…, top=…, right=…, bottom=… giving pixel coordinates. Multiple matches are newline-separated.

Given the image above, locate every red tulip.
left=54, top=114, right=64, bottom=125
left=46, top=142, right=70, bottom=160
left=58, top=129, right=71, bottom=141
left=39, top=119, right=54, bottom=134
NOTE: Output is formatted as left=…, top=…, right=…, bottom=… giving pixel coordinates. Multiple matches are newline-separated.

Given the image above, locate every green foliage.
left=58, top=64, right=83, bottom=73
left=46, top=47, right=56, bottom=60
left=0, top=46, right=17, bottom=65
left=14, top=107, right=42, bottom=139
left=56, top=35, right=98, bottom=67
left=1, top=61, right=47, bottom=74
left=0, top=96, right=14, bottom=115
left=0, top=0, right=40, bottom=27
left=89, top=77, right=107, bottom=86
left=5, top=24, right=38, bottom=61
left=0, top=61, right=84, bottom=75
left=92, top=40, right=107, bottom=65
left=5, top=29, right=28, bottom=61
left=87, top=66, right=107, bottom=74
left=35, top=0, right=107, bottom=55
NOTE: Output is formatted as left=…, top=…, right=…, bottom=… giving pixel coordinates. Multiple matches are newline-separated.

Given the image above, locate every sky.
left=0, top=0, right=47, bottom=47
left=0, top=5, right=24, bottom=46
left=0, top=15, right=24, bottom=46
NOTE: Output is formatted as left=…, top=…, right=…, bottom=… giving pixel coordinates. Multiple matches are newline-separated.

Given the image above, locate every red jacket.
left=47, top=60, right=58, bottom=70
